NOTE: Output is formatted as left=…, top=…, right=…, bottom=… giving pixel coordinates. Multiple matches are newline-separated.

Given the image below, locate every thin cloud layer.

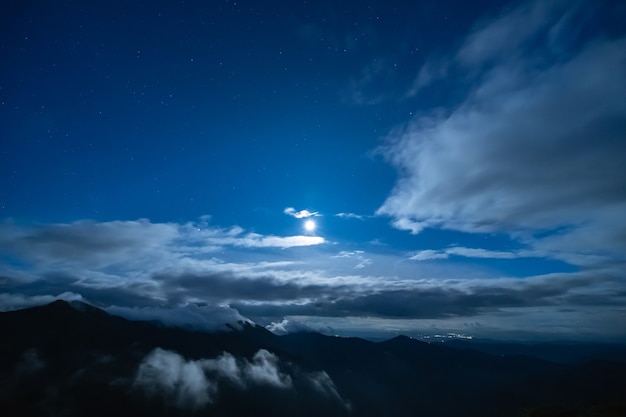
left=335, top=212, right=366, bottom=220
left=0, top=219, right=326, bottom=269
left=332, top=251, right=372, bottom=269
left=410, top=247, right=520, bottom=261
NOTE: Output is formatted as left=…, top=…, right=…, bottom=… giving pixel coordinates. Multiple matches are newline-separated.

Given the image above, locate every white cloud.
left=284, top=207, right=321, bottom=218
left=0, top=292, right=85, bottom=311
left=234, top=234, right=325, bottom=249
left=134, top=348, right=294, bottom=409
left=354, top=258, right=372, bottom=269
left=390, top=218, right=429, bottom=235
left=134, top=348, right=217, bottom=409
left=0, top=219, right=326, bottom=277
left=378, top=0, right=626, bottom=266
left=409, top=250, right=449, bottom=261
left=456, top=0, right=568, bottom=66
left=409, top=0, right=579, bottom=95
left=243, top=349, right=292, bottom=388
left=446, top=247, right=518, bottom=259
left=105, top=304, right=252, bottom=332
left=201, top=231, right=326, bottom=249
left=380, top=37, right=626, bottom=233
left=332, top=250, right=372, bottom=269
left=201, top=352, right=242, bottom=385
left=0, top=219, right=178, bottom=269
left=134, top=348, right=349, bottom=409
left=306, top=370, right=350, bottom=410
left=265, top=318, right=314, bottom=335
left=410, top=247, right=520, bottom=261
left=332, top=250, right=364, bottom=259
left=335, top=212, right=366, bottom=220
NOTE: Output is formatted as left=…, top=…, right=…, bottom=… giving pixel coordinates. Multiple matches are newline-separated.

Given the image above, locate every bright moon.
left=304, top=219, right=316, bottom=232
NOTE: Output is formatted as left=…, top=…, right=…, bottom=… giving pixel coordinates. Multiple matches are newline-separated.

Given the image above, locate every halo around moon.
left=304, top=219, right=316, bottom=232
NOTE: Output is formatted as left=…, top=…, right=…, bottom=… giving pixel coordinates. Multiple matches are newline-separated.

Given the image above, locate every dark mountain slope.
left=1, top=301, right=625, bottom=417
left=447, top=339, right=626, bottom=364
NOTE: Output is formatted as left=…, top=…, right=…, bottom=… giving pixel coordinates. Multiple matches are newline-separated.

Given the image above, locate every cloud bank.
left=0, top=212, right=624, bottom=340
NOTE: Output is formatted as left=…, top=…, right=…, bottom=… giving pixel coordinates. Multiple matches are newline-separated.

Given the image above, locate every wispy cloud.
left=377, top=0, right=626, bottom=268
left=209, top=233, right=325, bottom=249
left=332, top=250, right=372, bottom=269
left=335, top=212, right=366, bottom=220
left=284, top=207, right=321, bottom=218
left=408, top=250, right=449, bottom=261
left=410, top=247, right=521, bottom=261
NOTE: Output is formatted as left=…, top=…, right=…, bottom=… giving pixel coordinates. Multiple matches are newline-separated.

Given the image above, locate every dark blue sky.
left=1, top=0, right=625, bottom=341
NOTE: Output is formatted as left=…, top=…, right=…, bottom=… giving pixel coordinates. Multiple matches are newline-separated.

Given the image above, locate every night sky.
left=1, top=0, right=625, bottom=341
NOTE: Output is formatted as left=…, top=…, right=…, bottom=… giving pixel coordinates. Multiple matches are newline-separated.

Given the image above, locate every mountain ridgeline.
left=1, top=300, right=625, bottom=417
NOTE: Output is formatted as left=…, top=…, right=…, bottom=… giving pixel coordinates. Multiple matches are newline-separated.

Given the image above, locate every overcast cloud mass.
left=1, top=0, right=625, bottom=341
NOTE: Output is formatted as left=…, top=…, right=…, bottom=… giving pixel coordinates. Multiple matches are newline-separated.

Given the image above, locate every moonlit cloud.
left=408, top=250, right=449, bottom=262
left=1, top=208, right=625, bottom=340
left=0, top=291, right=86, bottom=311
left=237, top=234, right=325, bottom=249
left=105, top=304, right=252, bottom=331
left=3, top=0, right=626, bottom=353
left=456, top=0, right=570, bottom=66
left=0, top=219, right=326, bottom=270
left=332, top=251, right=372, bottom=269
left=335, top=212, right=366, bottom=220
left=135, top=348, right=217, bottom=409
left=377, top=0, right=626, bottom=268
left=134, top=348, right=348, bottom=409
left=265, top=318, right=315, bottom=335
left=243, top=349, right=292, bottom=388
left=0, top=219, right=178, bottom=268
left=446, top=247, right=519, bottom=259
left=410, top=247, right=520, bottom=261
left=284, top=207, right=321, bottom=218
left=1, top=2, right=624, bottom=343
left=233, top=270, right=626, bottom=322
left=390, top=218, right=428, bottom=235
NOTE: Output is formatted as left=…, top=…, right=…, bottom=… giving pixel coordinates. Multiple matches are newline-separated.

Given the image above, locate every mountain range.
left=1, top=300, right=625, bottom=417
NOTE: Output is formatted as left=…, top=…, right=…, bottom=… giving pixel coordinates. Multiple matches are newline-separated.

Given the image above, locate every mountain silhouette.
left=1, top=301, right=625, bottom=417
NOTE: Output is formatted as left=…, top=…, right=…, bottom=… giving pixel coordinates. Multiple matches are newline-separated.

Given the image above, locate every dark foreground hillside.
left=1, top=301, right=625, bottom=417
